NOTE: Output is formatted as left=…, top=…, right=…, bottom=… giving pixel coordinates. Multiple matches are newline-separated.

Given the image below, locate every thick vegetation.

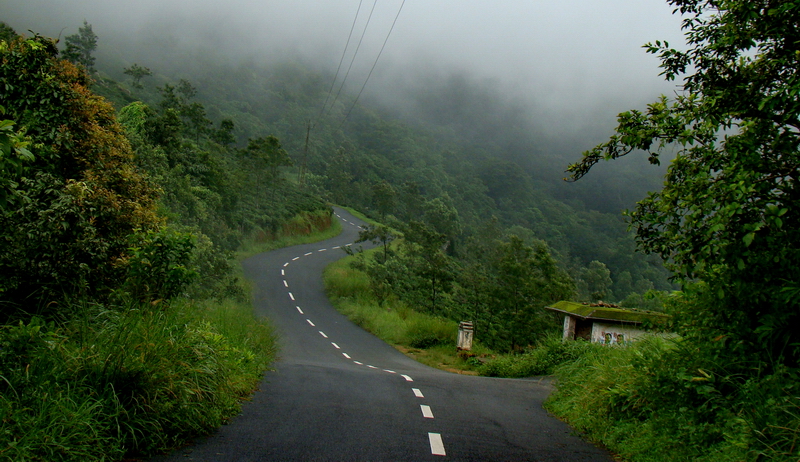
left=0, top=28, right=331, bottom=460
left=555, top=1, right=800, bottom=460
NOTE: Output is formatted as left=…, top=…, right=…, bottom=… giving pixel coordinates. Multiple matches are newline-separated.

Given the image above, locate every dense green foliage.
left=568, top=0, right=800, bottom=369
left=557, top=1, right=800, bottom=460
left=0, top=27, right=333, bottom=459
left=348, top=220, right=573, bottom=352
left=0, top=35, right=162, bottom=313
left=93, top=43, right=674, bottom=305
left=546, top=334, right=800, bottom=461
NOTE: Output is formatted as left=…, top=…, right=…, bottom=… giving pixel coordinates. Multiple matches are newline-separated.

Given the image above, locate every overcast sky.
left=3, top=0, right=686, bottom=134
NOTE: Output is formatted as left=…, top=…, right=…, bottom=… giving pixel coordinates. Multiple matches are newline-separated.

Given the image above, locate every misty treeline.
left=92, top=23, right=672, bottom=307
left=31, top=17, right=676, bottom=352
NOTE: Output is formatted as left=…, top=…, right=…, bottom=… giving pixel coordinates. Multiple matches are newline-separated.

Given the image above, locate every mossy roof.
left=545, top=300, right=670, bottom=324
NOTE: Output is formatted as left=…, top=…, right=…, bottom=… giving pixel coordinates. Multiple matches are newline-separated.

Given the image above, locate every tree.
left=0, top=22, right=18, bottom=43
left=123, top=63, right=152, bottom=88
left=490, top=236, right=574, bottom=351
left=244, top=136, right=293, bottom=185
left=567, top=1, right=800, bottom=366
left=0, top=35, right=162, bottom=312
left=62, top=20, right=98, bottom=73
left=577, top=260, right=613, bottom=302
left=212, top=119, right=236, bottom=146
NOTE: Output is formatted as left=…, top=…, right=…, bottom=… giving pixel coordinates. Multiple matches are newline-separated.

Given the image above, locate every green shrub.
left=479, top=334, right=596, bottom=378
left=545, top=335, right=800, bottom=461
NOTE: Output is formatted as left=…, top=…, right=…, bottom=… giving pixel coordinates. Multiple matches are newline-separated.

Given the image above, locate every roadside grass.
left=315, top=211, right=800, bottom=461
left=323, top=253, right=491, bottom=375
left=544, top=335, right=800, bottom=462
left=237, top=210, right=342, bottom=260
left=0, top=297, right=275, bottom=461
left=0, top=212, right=341, bottom=460
left=478, top=334, right=598, bottom=378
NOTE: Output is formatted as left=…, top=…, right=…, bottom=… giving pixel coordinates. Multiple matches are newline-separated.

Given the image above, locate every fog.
left=4, top=0, right=684, bottom=126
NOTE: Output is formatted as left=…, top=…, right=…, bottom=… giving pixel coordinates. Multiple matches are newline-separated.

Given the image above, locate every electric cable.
left=325, top=0, right=379, bottom=119
left=338, top=0, right=406, bottom=129
left=317, top=0, right=364, bottom=124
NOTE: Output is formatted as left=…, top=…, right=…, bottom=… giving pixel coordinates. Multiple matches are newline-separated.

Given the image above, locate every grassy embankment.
left=322, top=232, right=799, bottom=461
left=0, top=210, right=340, bottom=461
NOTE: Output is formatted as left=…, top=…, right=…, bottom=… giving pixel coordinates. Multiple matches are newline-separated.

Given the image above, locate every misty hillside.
left=85, top=41, right=673, bottom=297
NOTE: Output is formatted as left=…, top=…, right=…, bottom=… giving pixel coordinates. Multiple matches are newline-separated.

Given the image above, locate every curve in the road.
left=153, top=207, right=612, bottom=461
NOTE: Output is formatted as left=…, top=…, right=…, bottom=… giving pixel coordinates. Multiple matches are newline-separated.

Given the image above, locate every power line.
left=317, top=0, right=364, bottom=124
left=325, top=0, right=379, bottom=119
left=339, top=0, right=406, bottom=129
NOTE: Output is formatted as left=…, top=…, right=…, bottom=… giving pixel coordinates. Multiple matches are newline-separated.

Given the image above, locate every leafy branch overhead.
left=567, top=0, right=800, bottom=366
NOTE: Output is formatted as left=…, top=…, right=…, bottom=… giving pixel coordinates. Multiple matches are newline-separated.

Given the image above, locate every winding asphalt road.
left=155, top=207, right=612, bottom=461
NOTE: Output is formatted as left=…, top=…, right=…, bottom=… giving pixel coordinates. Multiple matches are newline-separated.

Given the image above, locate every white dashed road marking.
left=296, top=306, right=304, bottom=314
left=306, top=319, right=315, bottom=327
left=354, top=361, right=363, bottom=365
left=292, top=256, right=300, bottom=261
left=413, top=388, right=424, bottom=398
left=402, top=375, right=414, bottom=382
left=283, top=280, right=288, bottom=287
left=342, top=353, right=351, bottom=359
left=331, top=342, right=340, bottom=349
left=319, top=331, right=328, bottom=338
left=428, top=433, right=446, bottom=456
left=304, top=252, right=313, bottom=256
left=289, top=292, right=295, bottom=301
left=421, top=405, right=434, bottom=419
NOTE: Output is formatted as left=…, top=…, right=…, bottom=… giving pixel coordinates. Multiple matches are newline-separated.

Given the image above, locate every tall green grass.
left=478, top=334, right=598, bottom=378
left=324, top=257, right=457, bottom=348
left=545, top=336, right=800, bottom=461
left=237, top=214, right=342, bottom=259
left=0, top=298, right=275, bottom=461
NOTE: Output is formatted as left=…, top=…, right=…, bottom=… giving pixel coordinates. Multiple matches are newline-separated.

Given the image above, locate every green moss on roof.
left=546, top=300, right=670, bottom=324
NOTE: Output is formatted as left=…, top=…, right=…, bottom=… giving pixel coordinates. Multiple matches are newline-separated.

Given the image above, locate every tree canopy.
left=567, top=0, right=800, bottom=366
left=0, top=34, right=161, bottom=311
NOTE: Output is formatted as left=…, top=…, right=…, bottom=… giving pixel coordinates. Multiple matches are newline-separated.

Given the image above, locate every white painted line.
left=296, top=306, right=304, bottom=314
left=332, top=246, right=341, bottom=249
left=428, top=433, right=446, bottom=456
left=413, top=388, right=424, bottom=398
left=289, top=292, right=295, bottom=301
left=354, top=361, right=363, bottom=365
left=306, top=319, right=315, bottom=327
left=319, top=331, right=328, bottom=338
left=318, top=248, right=327, bottom=252
left=292, top=257, right=300, bottom=261
left=402, top=375, right=414, bottom=382
left=383, top=369, right=396, bottom=374
left=331, top=342, right=340, bottom=349
left=367, top=365, right=377, bottom=369
left=304, top=252, right=313, bottom=256
left=281, top=269, right=285, bottom=276
left=421, top=405, right=434, bottom=419
left=342, top=353, right=351, bottom=359
left=283, top=280, right=288, bottom=287
left=283, top=262, right=289, bottom=267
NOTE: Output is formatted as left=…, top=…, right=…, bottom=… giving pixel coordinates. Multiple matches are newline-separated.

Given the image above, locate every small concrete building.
left=546, top=300, right=670, bottom=345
